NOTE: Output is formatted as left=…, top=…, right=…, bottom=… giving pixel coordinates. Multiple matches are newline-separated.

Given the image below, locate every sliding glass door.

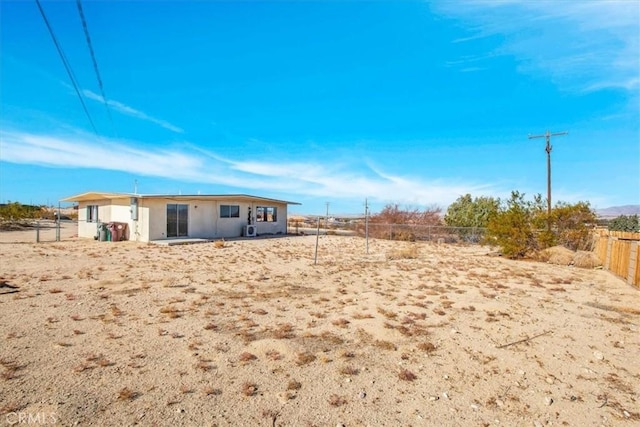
left=167, top=204, right=188, bottom=238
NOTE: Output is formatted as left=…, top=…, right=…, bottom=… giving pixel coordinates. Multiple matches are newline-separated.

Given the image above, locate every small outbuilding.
left=60, top=192, right=301, bottom=242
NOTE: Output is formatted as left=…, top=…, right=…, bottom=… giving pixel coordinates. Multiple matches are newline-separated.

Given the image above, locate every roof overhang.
left=61, top=192, right=301, bottom=205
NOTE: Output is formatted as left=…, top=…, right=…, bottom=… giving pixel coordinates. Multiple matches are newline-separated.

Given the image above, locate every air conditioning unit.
left=244, top=224, right=257, bottom=237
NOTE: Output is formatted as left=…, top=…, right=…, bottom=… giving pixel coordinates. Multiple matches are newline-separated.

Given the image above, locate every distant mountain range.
left=596, top=205, right=640, bottom=218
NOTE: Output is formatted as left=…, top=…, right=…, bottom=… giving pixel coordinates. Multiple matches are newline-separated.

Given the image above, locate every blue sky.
left=1, top=0, right=638, bottom=215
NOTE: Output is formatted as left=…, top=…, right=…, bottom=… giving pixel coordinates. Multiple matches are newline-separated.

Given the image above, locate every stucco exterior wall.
left=72, top=196, right=292, bottom=242
left=254, top=203, right=288, bottom=235
left=77, top=199, right=138, bottom=240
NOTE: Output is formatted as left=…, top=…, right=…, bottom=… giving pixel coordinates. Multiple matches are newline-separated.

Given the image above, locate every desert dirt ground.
left=0, top=223, right=638, bottom=427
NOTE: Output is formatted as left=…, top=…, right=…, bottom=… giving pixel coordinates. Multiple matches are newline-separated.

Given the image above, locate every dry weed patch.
left=328, top=394, right=348, bottom=406
left=398, top=368, right=417, bottom=381
left=241, top=381, right=258, bottom=397
left=265, top=350, right=283, bottom=361
left=117, top=387, right=138, bottom=401
left=417, top=341, right=437, bottom=353
left=339, top=365, right=359, bottom=375
left=287, top=380, right=302, bottom=390
left=331, top=318, right=350, bottom=328
left=238, top=352, right=257, bottom=362
left=352, top=312, right=374, bottom=319
left=373, top=340, right=397, bottom=351
left=377, top=307, right=398, bottom=319
left=273, top=323, right=295, bottom=339
left=387, top=246, right=419, bottom=260
left=203, top=386, right=221, bottom=396
left=295, top=352, right=316, bottom=365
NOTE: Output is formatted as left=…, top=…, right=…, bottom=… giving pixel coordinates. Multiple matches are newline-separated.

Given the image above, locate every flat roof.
left=61, top=191, right=301, bottom=205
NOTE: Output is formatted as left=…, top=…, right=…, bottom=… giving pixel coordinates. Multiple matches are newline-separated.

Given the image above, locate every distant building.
left=60, top=192, right=300, bottom=242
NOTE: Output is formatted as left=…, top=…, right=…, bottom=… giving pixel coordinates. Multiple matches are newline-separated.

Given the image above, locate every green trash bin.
left=98, top=223, right=109, bottom=241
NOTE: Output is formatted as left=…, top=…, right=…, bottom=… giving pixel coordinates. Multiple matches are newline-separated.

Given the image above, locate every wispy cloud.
left=434, top=0, right=640, bottom=93
left=0, top=129, right=502, bottom=208
left=83, top=90, right=184, bottom=133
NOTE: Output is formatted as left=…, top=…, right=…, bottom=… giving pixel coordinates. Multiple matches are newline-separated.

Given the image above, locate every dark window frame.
left=220, top=204, right=240, bottom=218
left=256, top=206, right=277, bottom=222
left=87, top=205, right=99, bottom=223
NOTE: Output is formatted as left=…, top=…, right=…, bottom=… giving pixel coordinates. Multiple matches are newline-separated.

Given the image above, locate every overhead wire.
left=34, top=0, right=99, bottom=136
left=76, top=0, right=117, bottom=137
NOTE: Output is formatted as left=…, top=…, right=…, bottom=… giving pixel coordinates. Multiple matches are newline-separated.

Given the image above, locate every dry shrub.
left=573, top=251, right=602, bottom=268
left=241, top=381, right=258, bottom=397
left=537, top=246, right=574, bottom=265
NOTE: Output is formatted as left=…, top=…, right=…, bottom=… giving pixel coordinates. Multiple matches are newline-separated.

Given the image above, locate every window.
left=87, top=205, right=99, bottom=223
left=256, top=206, right=277, bottom=222
left=220, top=205, right=240, bottom=218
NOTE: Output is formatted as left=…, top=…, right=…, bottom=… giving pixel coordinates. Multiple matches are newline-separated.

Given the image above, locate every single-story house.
left=60, top=192, right=301, bottom=242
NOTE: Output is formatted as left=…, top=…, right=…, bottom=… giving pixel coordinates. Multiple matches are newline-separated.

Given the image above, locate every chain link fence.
left=288, top=219, right=486, bottom=244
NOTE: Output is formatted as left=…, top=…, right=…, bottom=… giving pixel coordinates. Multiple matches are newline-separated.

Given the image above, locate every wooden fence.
left=593, top=230, right=640, bottom=288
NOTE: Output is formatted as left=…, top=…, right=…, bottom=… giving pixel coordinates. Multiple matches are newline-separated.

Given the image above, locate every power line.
left=76, top=0, right=117, bottom=137
left=34, top=0, right=98, bottom=135
left=528, top=130, right=568, bottom=228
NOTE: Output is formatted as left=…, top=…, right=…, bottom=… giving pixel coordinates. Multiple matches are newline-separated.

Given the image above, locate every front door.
left=167, top=204, right=188, bottom=238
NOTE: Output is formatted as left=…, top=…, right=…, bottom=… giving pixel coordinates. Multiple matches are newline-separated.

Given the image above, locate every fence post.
left=628, top=241, right=638, bottom=286
left=605, top=237, right=613, bottom=270
left=314, top=217, right=320, bottom=265
left=36, top=221, right=40, bottom=243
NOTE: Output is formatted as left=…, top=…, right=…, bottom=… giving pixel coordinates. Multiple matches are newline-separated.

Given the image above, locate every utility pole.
left=364, top=198, right=369, bottom=254
left=325, top=202, right=329, bottom=234
left=528, top=130, right=568, bottom=228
